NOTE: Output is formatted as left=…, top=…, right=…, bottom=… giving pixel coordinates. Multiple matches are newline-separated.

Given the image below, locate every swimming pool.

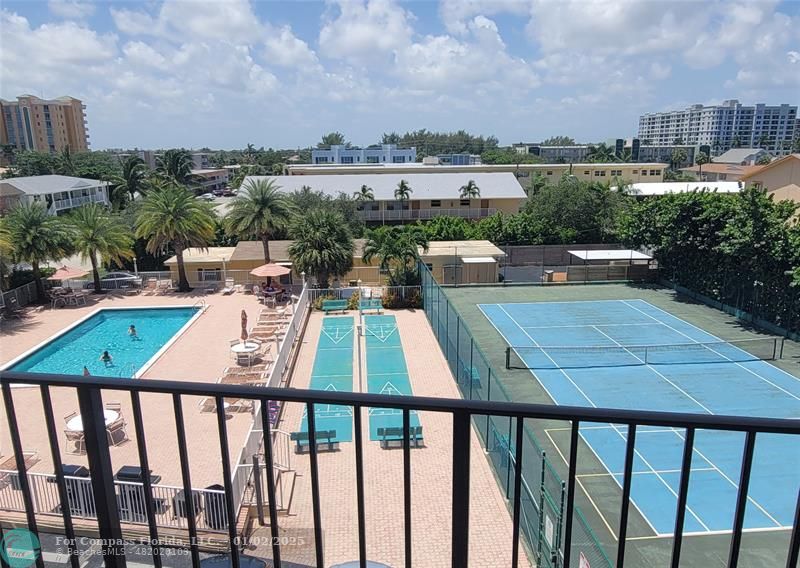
left=6, top=307, right=201, bottom=378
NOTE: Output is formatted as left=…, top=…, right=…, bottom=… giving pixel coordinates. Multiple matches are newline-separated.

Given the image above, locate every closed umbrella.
left=241, top=309, right=248, bottom=343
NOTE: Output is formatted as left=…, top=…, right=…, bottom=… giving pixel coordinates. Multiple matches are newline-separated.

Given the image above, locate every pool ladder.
left=192, top=298, right=207, bottom=312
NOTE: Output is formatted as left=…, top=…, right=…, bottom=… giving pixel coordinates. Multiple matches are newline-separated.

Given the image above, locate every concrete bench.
left=376, top=426, right=424, bottom=449
left=290, top=429, right=338, bottom=453
left=359, top=299, right=383, bottom=313
left=321, top=299, right=348, bottom=313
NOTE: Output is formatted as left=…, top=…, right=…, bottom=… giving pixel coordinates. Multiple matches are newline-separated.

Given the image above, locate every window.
left=583, top=170, right=591, bottom=175
left=650, top=169, right=660, bottom=175
left=392, top=156, right=406, bottom=163
left=632, top=170, right=639, bottom=174
left=610, top=169, right=622, bottom=176
left=593, top=170, right=606, bottom=177
left=366, top=156, right=379, bottom=163
left=642, top=170, right=648, bottom=176
left=341, top=156, right=354, bottom=164
left=431, top=200, right=441, bottom=207
left=546, top=170, right=553, bottom=176
left=460, top=199, right=470, bottom=206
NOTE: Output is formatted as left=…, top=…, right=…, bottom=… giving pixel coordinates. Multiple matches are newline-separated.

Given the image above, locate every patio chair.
left=105, top=402, right=122, bottom=413
left=106, top=417, right=129, bottom=446
left=64, top=429, right=86, bottom=455
left=4, top=297, right=25, bottom=319
left=221, top=278, right=235, bottom=295
left=0, top=451, right=40, bottom=490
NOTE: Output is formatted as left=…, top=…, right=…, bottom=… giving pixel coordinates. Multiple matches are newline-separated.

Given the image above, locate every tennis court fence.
left=419, top=260, right=612, bottom=568
left=505, top=337, right=784, bottom=370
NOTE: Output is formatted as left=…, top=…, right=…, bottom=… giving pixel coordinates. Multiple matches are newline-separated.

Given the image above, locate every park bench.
left=376, top=426, right=424, bottom=449
left=321, top=299, right=348, bottom=313
left=290, top=430, right=338, bottom=453
left=359, top=298, right=383, bottom=314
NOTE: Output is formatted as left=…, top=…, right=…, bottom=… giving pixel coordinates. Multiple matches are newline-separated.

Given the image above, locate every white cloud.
left=263, top=26, right=319, bottom=68
left=48, top=0, right=95, bottom=20
left=319, top=0, right=414, bottom=64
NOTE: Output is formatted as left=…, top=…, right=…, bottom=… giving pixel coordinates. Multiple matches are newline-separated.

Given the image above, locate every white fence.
left=229, top=285, right=310, bottom=520
left=307, top=285, right=421, bottom=305
left=0, top=471, right=229, bottom=533
left=1, top=280, right=45, bottom=310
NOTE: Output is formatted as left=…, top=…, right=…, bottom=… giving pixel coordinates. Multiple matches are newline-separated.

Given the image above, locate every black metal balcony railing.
left=1, top=371, right=799, bottom=568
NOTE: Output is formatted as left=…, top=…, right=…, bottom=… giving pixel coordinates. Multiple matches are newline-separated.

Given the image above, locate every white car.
left=198, top=193, right=215, bottom=201
left=84, top=271, right=141, bottom=289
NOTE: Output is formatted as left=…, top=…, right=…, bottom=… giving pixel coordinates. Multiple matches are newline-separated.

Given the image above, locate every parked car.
left=222, top=188, right=235, bottom=196
left=212, top=188, right=225, bottom=196
left=198, top=193, right=215, bottom=201
left=84, top=272, right=141, bottom=290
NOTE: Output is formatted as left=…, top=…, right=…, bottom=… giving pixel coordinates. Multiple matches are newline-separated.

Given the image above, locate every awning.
left=461, top=256, right=498, bottom=264
left=568, top=250, right=652, bottom=261
left=47, top=266, right=89, bottom=280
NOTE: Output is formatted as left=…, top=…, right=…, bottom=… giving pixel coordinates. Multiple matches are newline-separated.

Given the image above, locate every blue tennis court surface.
left=300, top=316, right=354, bottom=443
left=364, top=314, right=421, bottom=440
left=479, top=299, right=800, bottom=536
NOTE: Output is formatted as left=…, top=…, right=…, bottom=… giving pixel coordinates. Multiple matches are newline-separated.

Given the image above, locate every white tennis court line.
left=590, top=325, right=716, bottom=415
left=614, top=300, right=787, bottom=528
left=489, top=304, right=668, bottom=535
left=522, top=322, right=660, bottom=329
left=621, top=299, right=800, bottom=402
left=577, top=467, right=718, bottom=478
left=495, top=303, right=713, bottom=534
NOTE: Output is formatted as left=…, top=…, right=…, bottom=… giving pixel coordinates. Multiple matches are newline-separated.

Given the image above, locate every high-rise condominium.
left=0, top=95, right=89, bottom=153
left=638, top=100, right=796, bottom=156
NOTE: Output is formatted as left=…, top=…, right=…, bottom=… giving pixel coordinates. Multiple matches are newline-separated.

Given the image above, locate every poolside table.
left=230, top=341, right=260, bottom=366
left=66, top=409, right=119, bottom=432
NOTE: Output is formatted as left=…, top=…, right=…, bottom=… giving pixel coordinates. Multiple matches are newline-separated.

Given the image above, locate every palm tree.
left=58, top=146, right=76, bottom=176
left=695, top=152, right=710, bottom=180
left=69, top=203, right=134, bottom=293
left=225, top=178, right=292, bottom=263
left=617, top=148, right=633, bottom=163
left=354, top=184, right=374, bottom=204
left=670, top=148, right=688, bottom=170
left=394, top=179, right=412, bottom=220
left=156, top=149, right=196, bottom=186
left=288, top=209, right=354, bottom=288
left=111, top=155, right=147, bottom=206
left=586, top=143, right=617, bottom=163
left=0, top=217, right=13, bottom=290
left=5, top=202, right=72, bottom=299
left=135, top=181, right=216, bottom=292
left=459, top=179, right=480, bottom=199
left=244, top=143, right=257, bottom=164
left=362, top=225, right=428, bottom=285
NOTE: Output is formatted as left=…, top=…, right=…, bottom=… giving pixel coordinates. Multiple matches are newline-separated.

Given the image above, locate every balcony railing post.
left=451, top=409, right=471, bottom=568
left=77, top=386, right=126, bottom=566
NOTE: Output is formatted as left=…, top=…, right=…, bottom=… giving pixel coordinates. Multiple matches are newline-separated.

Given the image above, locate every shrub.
left=312, top=294, right=336, bottom=311
left=347, top=291, right=360, bottom=311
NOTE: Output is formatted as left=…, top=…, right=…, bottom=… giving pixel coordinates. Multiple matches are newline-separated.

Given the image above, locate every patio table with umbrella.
left=47, top=266, right=90, bottom=308
left=249, top=263, right=291, bottom=302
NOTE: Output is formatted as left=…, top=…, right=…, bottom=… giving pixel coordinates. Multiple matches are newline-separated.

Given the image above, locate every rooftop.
left=244, top=173, right=527, bottom=200
left=679, top=163, right=760, bottom=177
left=0, top=175, right=108, bottom=196
left=163, top=247, right=234, bottom=265
left=713, top=148, right=768, bottom=164
left=420, top=240, right=506, bottom=258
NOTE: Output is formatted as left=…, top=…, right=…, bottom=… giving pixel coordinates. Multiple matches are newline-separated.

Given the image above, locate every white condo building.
left=638, top=100, right=797, bottom=156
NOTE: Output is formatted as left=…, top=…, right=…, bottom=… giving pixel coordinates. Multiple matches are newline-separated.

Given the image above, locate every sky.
left=1, top=0, right=798, bottom=150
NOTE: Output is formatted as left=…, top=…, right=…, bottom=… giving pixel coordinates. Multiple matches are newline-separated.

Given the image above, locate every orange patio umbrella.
left=249, top=263, right=291, bottom=278
left=47, top=265, right=89, bottom=281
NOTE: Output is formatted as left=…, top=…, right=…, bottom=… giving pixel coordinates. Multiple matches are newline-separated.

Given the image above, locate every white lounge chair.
left=221, top=278, right=235, bottom=295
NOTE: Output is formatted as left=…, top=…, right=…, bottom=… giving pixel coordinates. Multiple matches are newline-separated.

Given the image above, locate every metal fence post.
left=77, top=386, right=126, bottom=566
left=452, top=410, right=471, bottom=568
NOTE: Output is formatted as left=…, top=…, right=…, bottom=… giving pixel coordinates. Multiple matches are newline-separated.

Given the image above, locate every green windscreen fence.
left=420, top=261, right=612, bottom=568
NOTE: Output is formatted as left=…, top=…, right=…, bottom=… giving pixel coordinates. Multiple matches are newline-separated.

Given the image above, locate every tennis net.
left=505, top=337, right=782, bottom=369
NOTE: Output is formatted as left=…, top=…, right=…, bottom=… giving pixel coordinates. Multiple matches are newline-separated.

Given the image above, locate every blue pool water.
left=9, top=307, right=199, bottom=377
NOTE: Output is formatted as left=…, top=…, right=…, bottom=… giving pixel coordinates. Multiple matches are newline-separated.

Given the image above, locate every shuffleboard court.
left=479, top=299, right=800, bottom=536
left=363, top=314, right=421, bottom=440
left=299, top=316, right=355, bottom=443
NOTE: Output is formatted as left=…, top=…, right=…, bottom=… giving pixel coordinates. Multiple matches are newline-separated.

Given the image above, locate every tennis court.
left=479, top=299, right=800, bottom=536
left=299, top=315, right=355, bottom=443
left=363, top=314, right=421, bottom=440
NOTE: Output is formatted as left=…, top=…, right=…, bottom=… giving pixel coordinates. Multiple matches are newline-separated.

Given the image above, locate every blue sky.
left=1, top=0, right=798, bottom=150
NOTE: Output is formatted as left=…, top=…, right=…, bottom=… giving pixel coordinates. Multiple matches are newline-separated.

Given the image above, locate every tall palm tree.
left=353, top=184, right=374, bottom=204
left=0, top=217, right=13, bottom=290
left=135, top=181, right=216, bottom=292
left=362, top=225, right=428, bottom=285
left=69, top=203, right=134, bottom=293
left=459, top=179, right=480, bottom=199
left=695, top=152, right=710, bottom=180
left=288, top=209, right=354, bottom=288
left=244, top=143, right=257, bottom=164
left=5, top=202, right=72, bottom=299
left=394, top=179, right=412, bottom=220
left=111, top=155, right=147, bottom=206
left=225, top=178, right=292, bottom=263
left=156, top=149, right=196, bottom=186
left=586, top=143, right=617, bottom=163
left=670, top=148, right=688, bottom=170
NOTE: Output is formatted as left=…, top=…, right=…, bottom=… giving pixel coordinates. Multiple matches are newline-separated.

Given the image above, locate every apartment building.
left=311, top=144, right=416, bottom=164
left=192, top=168, right=229, bottom=193
left=243, top=172, right=527, bottom=223
left=638, top=100, right=797, bottom=156
left=0, top=95, right=89, bottom=153
left=285, top=162, right=667, bottom=183
left=513, top=144, right=591, bottom=163
left=0, top=175, right=109, bottom=215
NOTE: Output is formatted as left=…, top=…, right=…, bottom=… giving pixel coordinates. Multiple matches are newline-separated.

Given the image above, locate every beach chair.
left=221, top=278, right=235, bottom=295
left=4, top=297, right=25, bottom=318
left=145, top=278, right=158, bottom=294
left=106, top=417, right=129, bottom=446
left=64, top=429, right=86, bottom=455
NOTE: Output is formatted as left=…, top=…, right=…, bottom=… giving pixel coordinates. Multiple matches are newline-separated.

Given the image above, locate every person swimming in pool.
left=100, top=351, right=113, bottom=366
left=128, top=324, right=138, bottom=339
